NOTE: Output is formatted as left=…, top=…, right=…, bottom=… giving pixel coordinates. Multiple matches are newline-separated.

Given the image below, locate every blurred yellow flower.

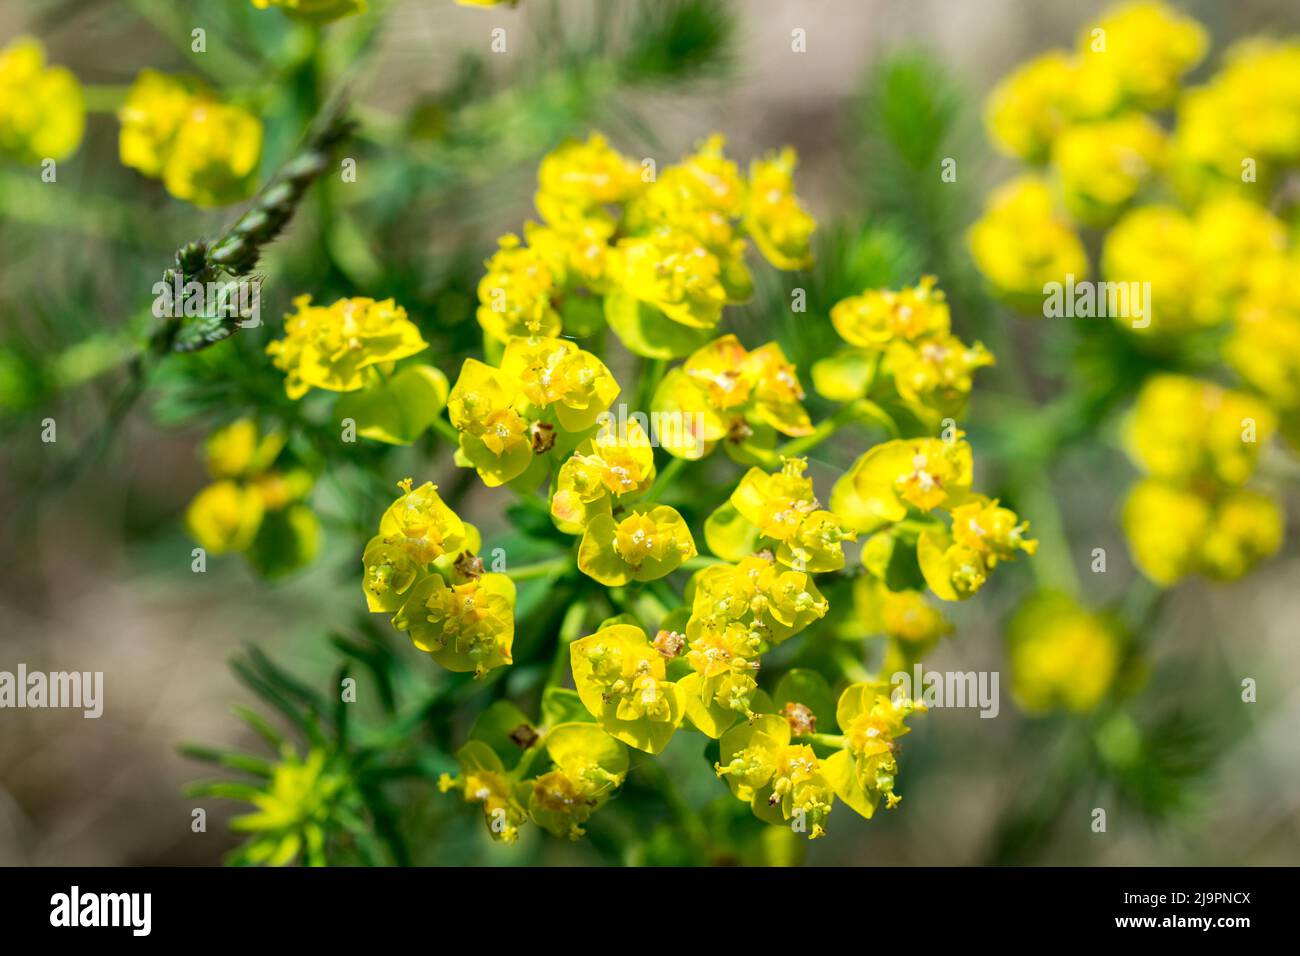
left=119, top=70, right=262, bottom=207
left=1007, top=593, right=1122, bottom=714
left=1077, top=1, right=1207, bottom=110
left=0, top=36, right=84, bottom=165
left=1052, top=113, right=1166, bottom=224
left=967, top=175, right=1088, bottom=303
left=1126, top=374, right=1274, bottom=486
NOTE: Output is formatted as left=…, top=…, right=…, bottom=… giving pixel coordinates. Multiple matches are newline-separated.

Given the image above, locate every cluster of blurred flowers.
left=969, top=0, right=1297, bottom=589
left=185, top=418, right=320, bottom=578
left=252, top=128, right=1046, bottom=847
left=0, top=37, right=263, bottom=207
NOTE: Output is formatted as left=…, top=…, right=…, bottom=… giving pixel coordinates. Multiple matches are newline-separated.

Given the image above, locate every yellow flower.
left=119, top=70, right=262, bottom=206
left=498, top=335, right=620, bottom=432
left=853, top=578, right=951, bottom=646
left=743, top=147, right=816, bottom=270
left=1052, top=114, right=1166, bottom=224
left=375, top=478, right=470, bottom=566
left=476, top=234, right=563, bottom=343
left=446, top=359, right=535, bottom=487
left=685, top=555, right=828, bottom=647
left=1007, top=593, right=1122, bottom=714
left=250, top=0, right=367, bottom=21
left=709, top=457, right=853, bottom=571
left=830, top=275, right=952, bottom=348
left=186, top=480, right=265, bottom=554
left=1078, top=1, right=1207, bottom=110
left=967, top=175, right=1088, bottom=303
left=919, top=496, right=1037, bottom=601
left=535, top=133, right=643, bottom=229
left=608, top=229, right=727, bottom=330
left=1126, top=375, right=1275, bottom=486
left=983, top=51, right=1120, bottom=162
left=203, top=418, right=286, bottom=480
left=1173, top=38, right=1300, bottom=199
left=266, top=295, right=427, bottom=399
left=437, top=741, right=527, bottom=844
left=676, top=624, right=761, bottom=738
left=1103, top=198, right=1286, bottom=333
left=526, top=723, right=628, bottom=839
left=550, top=418, right=655, bottom=534
left=717, top=714, right=834, bottom=838
left=830, top=437, right=974, bottom=532
left=392, top=572, right=516, bottom=677
left=570, top=624, right=685, bottom=754
left=822, top=683, right=923, bottom=818
left=577, top=506, right=696, bottom=586
left=0, top=37, right=84, bottom=165
left=651, top=335, right=813, bottom=460
left=1226, top=254, right=1300, bottom=413
left=1124, top=480, right=1282, bottom=585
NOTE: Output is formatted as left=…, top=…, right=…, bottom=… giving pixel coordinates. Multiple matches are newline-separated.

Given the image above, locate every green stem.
left=644, top=454, right=687, bottom=503
left=506, top=555, right=570, bottom=582
left=681, top=555, right=728, bottom=572
left=794, top=732, right=847, bottom=750
left=546, top=597, right=590, bottom=688
left=82, top=85, right=129, bottom=113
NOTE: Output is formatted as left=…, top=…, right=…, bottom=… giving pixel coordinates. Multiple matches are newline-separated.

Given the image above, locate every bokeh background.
left=2, top=0, right=1299, bottom=866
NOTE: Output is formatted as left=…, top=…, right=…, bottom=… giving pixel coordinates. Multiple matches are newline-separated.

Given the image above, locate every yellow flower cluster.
left=974, top=1, right=1296, bottom=596
left=651, top=334, right=813, bottom=461
left=1123, top=376, right=1282, bottom=585
left=363, top=479, right=514, bottom=677
left=448, top=335, right=619, bottom=486
left=0, top=37, right=84, bottom=166
left=475, top=132, right=815, bottom=359
left=118, top=69, right=262, bottom=207
left=833, top=435, right=1036, bottom=602
left=324, top=132, right=1025, bottom=847
left=816, top=276, right=993, bottom=428
left=186, top=419, right=319, bottom=576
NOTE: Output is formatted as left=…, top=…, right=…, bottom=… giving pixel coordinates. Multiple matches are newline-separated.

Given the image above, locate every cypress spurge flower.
left=438, top=742, right=528, bottom=845
left=831, top=436, right=975, bottom=530
left=527, top=723, right=629, bottom=839
left=570, top=624, right=685, bottom=754
left=821, top=683, right=925, bottom=819
left=185, top=419, right=317, bottom=574
left=0, top=36, right=84, bottom=165
left=551, top=418, right=656, bottom=534
left=686, top=556, right=828, bottom=648
left=707, top=457, right=854, bottom=571
left=967, top=176, right=1088, bottom=304
left=477, top=235, right=564, bottom=343
left=1007, top=593, right=1123, bottom=715
left=267, top=296, right=428, bottom=399
left=744, top=148, right=816, bottom=270
left=652, top=334, right=813, bottom=460
left=448, top=337, right=620, bottom=487
left=392, top=572, right=516, bottom=677
left=717, top=714, right=834, bottom=839
left=577, top=506, right=696, bottom=586
left=119, top=69, right=262, bottom=207
left=918, top=496, right=1038, bottom=601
